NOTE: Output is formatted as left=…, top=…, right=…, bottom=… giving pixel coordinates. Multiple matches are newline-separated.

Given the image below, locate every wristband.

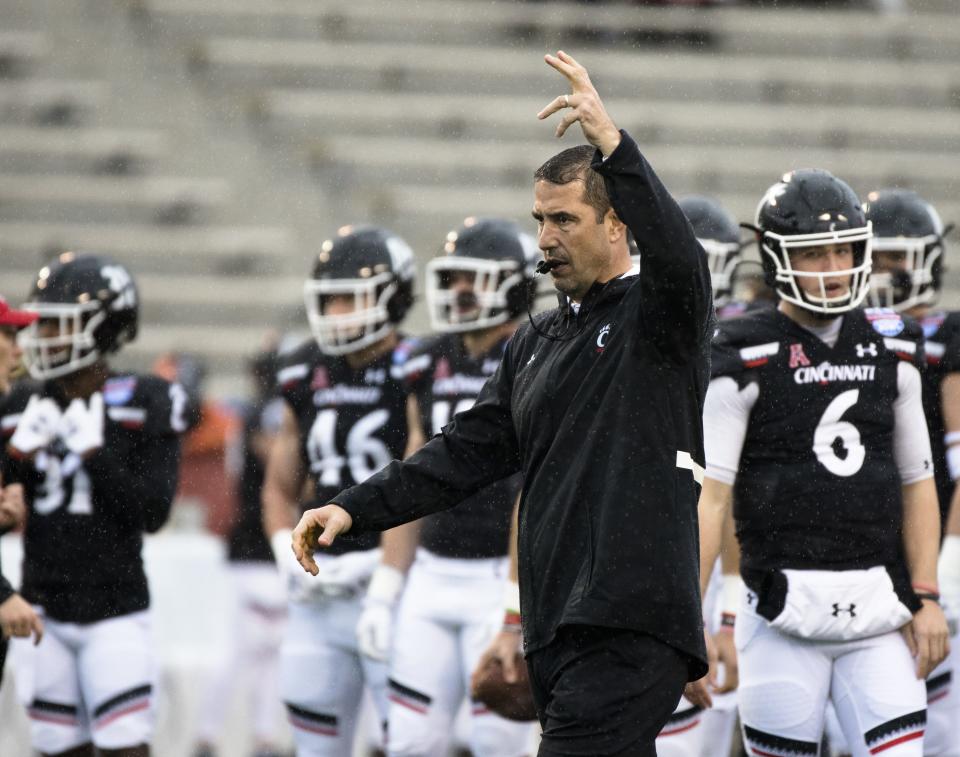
left=912, top=581, right=939, bottom=595
left=916, top=592, right=940, bottom=604
left=503, top=580, right=521, bottom=631
left=721, top=574, right=741, bottom=616
left=502, top=579, right=520, bottom=616
left=947, top=445, right=960, bottom=481
left=366, top=564, right=404, bottom=605
left=270, top=528, right=294, bottom=568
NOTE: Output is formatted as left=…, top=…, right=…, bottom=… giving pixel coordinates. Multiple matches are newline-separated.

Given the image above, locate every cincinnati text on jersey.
left=793, top=362, right=877, bottom=385
left=312, top=385, right=382, bottom=406
left=432, top=374, right=489, bottom=396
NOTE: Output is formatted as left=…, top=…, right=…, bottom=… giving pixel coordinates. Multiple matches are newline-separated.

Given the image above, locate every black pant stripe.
left=92, top=684, right=152, bottom=719
left=864, top=710, right=926, bottom=746
left=285, top=702, right=338, bottom=727
left=665, top=705, right=705, bottom=726
left=388, top=677, right=432, bottom=706
left=31, top=699, right=79, bottom=716
left=743, top=725, right=819, bottom=756
left=925, top=671, right=951, bottom=693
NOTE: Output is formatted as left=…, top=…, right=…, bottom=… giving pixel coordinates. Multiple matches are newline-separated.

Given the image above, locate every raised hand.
left=537, top=51, right=621, bottom=157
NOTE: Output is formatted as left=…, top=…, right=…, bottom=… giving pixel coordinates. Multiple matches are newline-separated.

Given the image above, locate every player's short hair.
left=534, top=145, right=611, bottom=224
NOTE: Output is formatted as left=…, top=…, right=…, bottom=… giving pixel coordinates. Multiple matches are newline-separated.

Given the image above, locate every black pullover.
left=335, top=132, right=712, bottom=678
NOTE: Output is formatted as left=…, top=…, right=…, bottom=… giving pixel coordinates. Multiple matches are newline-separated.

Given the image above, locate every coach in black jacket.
left=294, top=52, right=712, bottom=756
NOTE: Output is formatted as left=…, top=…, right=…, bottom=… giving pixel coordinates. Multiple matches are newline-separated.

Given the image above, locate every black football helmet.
left=19, top=252, right=139, bottom=380
left=304, top=225, right=415, bottom=355
left=754, top=169, right=872, bottom=315
left=678, top=195, right=742, bottom=307
left=426, top=217, right=538, bottom=333
left=864, top=189, right=950, bottom=312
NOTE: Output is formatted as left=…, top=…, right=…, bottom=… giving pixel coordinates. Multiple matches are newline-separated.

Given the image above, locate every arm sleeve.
left=894, top=361, right=935, bottom=485
left=0, top=575, right=13, bottom=605
left=83, top=432, right=182, bottom=533
left=592, top=131, right=714, bottom=356
left=703, top=376, right=758, bottom=485
left=334, top=342, right=522, bottom=532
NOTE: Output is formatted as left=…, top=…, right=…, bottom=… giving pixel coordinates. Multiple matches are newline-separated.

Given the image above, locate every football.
left=470, top=653, right=538, bottom=722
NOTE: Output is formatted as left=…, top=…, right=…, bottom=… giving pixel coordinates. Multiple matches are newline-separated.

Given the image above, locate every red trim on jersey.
left=388, top=693, right=429, bottom=715
left=869, top=730, right=924, bottom=754
left=28, top=711, right=81, bottom=727
left=95, top=699, right=150, bottom=728
left=288, top=717, right=338, bottom=737
left=927, top=691, right=949, bottom=705
left=660, top=719, right=701, bottom=737
left=750, top=746, right=784, bottom=757
left=743, top=359, right=769, bottom=368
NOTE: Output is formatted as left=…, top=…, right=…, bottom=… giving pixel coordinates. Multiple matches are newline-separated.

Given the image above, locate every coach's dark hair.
left=534, top=145, right=611, bottom=224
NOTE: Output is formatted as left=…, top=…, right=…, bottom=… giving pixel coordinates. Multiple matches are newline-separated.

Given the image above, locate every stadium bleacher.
left=1, top=0, right=958, bottom=406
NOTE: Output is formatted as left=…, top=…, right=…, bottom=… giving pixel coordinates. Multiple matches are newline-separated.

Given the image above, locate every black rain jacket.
left=336, top=132, right=712, bottom=678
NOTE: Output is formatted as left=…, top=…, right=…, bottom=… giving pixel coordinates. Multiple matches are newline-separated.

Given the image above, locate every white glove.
left=9, top=396, right=61, bottom=456
left=356, top=564, right=404, bottom=662
left=319, top=549, right=382, bottom=597
left=272, top=528, right=325, bottom=603
left=58, top=393, right=104, bottom=457
left=938, top=535, right=960, bottom=624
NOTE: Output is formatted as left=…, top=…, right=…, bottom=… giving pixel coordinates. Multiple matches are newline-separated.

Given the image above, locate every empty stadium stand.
left=0, top=0, right=958, bottom=397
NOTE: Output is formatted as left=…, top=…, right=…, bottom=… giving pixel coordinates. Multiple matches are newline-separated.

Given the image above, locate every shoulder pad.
left=863, top=307, right=907, bottom=338
left=116, top=373, right=198, bottom=435
left=876, top=314, right=924, bottom=365
left=275, top=341, right=321, bottom=393
left=711, top=310, right=780, bottom=378
left=0, top=381, right=44, bottom=440
left=392, top=336, right=444, bottom=384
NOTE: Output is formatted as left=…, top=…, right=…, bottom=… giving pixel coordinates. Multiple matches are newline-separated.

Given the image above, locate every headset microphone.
left=536, top=259, right=562, bottom=275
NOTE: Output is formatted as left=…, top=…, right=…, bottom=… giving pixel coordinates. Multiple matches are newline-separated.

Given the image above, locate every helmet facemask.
left=304, top=273, right=398, bottom=355
left=761, top=224, right=873, bottom=316
left=426, top=257, right=524, bottom=333
left=867, top=234, right=942, bottom=312
left=19, top=301, right=106, bottom=380
left=701, top=238, right=742, bottom=307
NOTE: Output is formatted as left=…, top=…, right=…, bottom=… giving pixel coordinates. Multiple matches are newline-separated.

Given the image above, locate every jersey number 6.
left=812, top=389, right=866, bottom=477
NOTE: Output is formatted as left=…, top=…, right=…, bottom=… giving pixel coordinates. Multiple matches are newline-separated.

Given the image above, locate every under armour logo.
left=831, top=603, right=857, bottom=617
left=746, top=591, right=756, bottom=605
left=855, top=343, right=878, bottom=358
left=526, top=353, right=537, bottom=367
left=789, top=343, right=811, bottom=368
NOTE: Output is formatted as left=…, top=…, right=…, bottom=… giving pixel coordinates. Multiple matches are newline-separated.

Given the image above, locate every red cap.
left=0, top=296, right=38, bottom=329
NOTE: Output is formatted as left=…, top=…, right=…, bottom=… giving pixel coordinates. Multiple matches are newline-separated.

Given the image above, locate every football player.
left=1, top=252, right=193, bottom=757
left=864, top=189, right=959, bottom=757
left=688, top=170, right=950, bottom=757
left=261, top=225, right=417, bottom=756
left=657, top=195, right=745, bottom=757
left=193, top=346, right=287, bottom=757
left=357, top=217, right=537, bottom=756
left=681, top=195, right=743, bottom=317
left=0, top=296, right=44, bottom=684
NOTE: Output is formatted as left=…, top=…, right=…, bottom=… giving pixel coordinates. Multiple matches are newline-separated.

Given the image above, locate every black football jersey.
left=712, top=307, right=927, bottom=601
left=0, top=373, right=190, bottom=623
left=397, top=333, right=521, bottom=559
left=919, top=311, right=960, bottom=524
left=226, top=396, right=284, bottom=563
left=276, top=340, right=410, bottom=556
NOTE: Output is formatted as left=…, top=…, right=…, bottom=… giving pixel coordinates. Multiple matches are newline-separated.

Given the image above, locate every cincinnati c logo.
left=596, top=323, right=611, bottom=352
